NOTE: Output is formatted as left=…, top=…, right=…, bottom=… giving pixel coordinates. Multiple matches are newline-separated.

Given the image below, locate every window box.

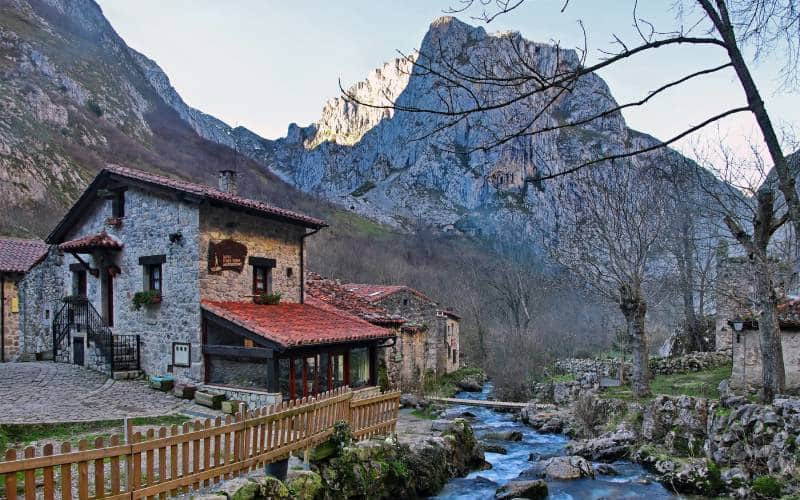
left=132, top=290, right=162, bottom=310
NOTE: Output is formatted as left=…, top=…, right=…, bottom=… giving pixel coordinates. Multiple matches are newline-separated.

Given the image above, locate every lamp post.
left=731, top=317, right=744, bottom=344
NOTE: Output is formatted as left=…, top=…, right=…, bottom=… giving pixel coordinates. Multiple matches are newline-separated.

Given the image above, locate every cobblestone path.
left=0, top=362, right=219, bottom=423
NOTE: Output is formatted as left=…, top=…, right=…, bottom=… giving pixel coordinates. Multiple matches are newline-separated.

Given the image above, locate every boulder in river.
left=524, top=455, right=595, bottom=480
left=566, top=427, right=636, bottom=462
left=495, top=479, right=548, bottom=499
left=457, top=376, right=484, bottom=392
left=483, top=430, right=523, bottom=441
left=481, top=442, right=508, bottom=454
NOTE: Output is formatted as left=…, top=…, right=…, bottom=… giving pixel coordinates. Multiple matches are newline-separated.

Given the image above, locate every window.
left=139, top=255, right=166, bottom=293
left=349, top=347, right=370, bottom=389
left=286, top=267, right=293, bottom=278
left=248, top=257, right=276, bottom=296
left=73, top=269, right=87, bottom=296
left=147, top=264, right=162, bottom=292
left=253, top=266, right=272, bottom=294
left=111, top=191, right=125, bottom=218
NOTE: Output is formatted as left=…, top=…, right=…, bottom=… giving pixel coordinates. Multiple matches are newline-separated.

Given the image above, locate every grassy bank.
left=423, top=366, right=486, bottom=397
left=0, top=414, right=192, bottom=453
left=601, top=363, right=732, bottom=402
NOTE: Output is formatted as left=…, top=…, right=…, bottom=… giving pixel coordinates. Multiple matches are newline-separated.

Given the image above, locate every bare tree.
left=548, top=164, right=674, bottom=396
left=693, top=139, right=794, bottom=400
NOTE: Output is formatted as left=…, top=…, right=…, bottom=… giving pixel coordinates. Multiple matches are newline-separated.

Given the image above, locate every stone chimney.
left=218, top=169, right=238, bottom=195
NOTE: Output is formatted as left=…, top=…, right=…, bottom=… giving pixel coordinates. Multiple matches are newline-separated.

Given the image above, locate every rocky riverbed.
left=434, top=384, right=676, bottom=499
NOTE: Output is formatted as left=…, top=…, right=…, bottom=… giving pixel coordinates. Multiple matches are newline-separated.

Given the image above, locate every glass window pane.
left=331, top=354, right=345, bottom=389
left=318, top=354, right=329, bottom=392
left=305, top=356, right=316, bottom=396
left=278, top=357, right=290, bottom=400
left=350, top=348, right=370, bottom=389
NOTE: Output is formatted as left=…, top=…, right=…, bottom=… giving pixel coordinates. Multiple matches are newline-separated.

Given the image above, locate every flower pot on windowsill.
left=105, top=217, right=123, bottom=228
left=132, top=290, right=162, bottom=310
left=253, top=292, right=281, bottom=305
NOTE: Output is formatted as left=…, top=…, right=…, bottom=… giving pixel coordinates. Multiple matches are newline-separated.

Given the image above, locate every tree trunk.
left=620, top=287, right=650, bottom=397
left=752, top=250, right=786, bottom=402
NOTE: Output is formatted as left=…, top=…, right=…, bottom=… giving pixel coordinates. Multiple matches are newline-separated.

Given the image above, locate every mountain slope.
left=0, top=0, right=298, bottom=237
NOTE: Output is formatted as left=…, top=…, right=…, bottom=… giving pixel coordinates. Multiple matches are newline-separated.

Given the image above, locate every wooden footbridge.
left=428, top=396, right=528, bottom=410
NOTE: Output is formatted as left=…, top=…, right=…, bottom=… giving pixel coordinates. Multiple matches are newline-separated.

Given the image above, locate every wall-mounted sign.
left=208, top=239, right=247, bottom=273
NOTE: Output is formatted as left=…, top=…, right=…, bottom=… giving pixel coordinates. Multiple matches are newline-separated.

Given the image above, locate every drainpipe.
left=299, top=228, right=321, bottom=304
left=1, top=275, right=5, bottom=362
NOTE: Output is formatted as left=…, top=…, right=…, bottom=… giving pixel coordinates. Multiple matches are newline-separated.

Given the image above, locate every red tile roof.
left=344, top=283, right=434, bottom=303
left=0, top=237, right=48, bottom=273
left=305, top=273, right=405, bottom=326
left=59, top=231, right=122, bottom=253
left=201, top=300, right=394, bottom=348
left=104, top=165, right=326, bottom=229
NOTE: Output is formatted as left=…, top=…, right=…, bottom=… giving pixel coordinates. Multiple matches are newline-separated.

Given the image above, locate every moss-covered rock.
left=286, top=470, right=323, bottom=500
left=215, top=477, right=261, bottom=500
left=252, top=475, right=290, bottom=499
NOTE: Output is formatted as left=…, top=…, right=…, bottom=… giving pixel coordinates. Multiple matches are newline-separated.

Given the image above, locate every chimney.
left=218, top=170, right=238, bottom=195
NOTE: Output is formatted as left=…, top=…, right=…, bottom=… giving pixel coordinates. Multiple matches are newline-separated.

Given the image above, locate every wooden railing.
left=1, top=387, right=400, bottom=499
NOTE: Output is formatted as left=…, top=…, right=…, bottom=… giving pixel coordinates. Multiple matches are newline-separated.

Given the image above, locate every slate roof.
left=201, top=300, right=394, bottom=349
left=344, top=282, right=461, bottom=320
left=305, top=272, right=405, bottom=326
left=343, top=283, right=434, bottom=303
left=0, top=237, right=48, bottom=273
left=59, top=231, right=122, bottom=253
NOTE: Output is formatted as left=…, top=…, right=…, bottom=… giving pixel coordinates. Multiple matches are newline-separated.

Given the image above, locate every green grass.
left=601, top=364, right=732, bottom=402
left=410, top=406, right=439, bottom=420
left=423, top=366, right=486, bottom=397
left=548, top=373, right=576, bottom=383
left=128, top=414, right=191, bottom=427
left=0, top=414, right=191, bottom=453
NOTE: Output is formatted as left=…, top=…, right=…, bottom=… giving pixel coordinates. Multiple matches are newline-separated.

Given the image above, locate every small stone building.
left=0, top=237, right=48, bottom=361
left=730, top=300, right=800, bottom=391
left=715, top=252, right=800, bottom=391
left=344, top=283, right=461, bottom=377
left=18, top=166, right=394, bottom=406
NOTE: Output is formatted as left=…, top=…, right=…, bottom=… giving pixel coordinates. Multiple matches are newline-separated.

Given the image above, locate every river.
left=433, top=383, right=681, bottom=499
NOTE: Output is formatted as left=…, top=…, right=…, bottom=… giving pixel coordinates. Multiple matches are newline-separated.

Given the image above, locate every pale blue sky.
left=96, top=1, right=798, bottom=158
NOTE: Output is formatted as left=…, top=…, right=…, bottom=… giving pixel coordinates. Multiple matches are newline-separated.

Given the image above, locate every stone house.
left=18, top=165, right=394, bottom=406
left=344, top=283, right=461, bottom=378
left=0, top=237, right=48, bottom=361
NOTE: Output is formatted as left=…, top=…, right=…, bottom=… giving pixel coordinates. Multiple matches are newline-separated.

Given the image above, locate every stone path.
left=0, top=362, right=220, bottom=423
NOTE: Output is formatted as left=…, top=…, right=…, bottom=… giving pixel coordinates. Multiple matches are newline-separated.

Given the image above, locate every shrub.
left=378, top=360, right=390, bottom=392
left=254, top=292, right=281, bottom=305
left=574, top=392, right=604, bottom=435
left=132, top=290, right=161, bottom=310
left=752, top=475, right=782, bottom=498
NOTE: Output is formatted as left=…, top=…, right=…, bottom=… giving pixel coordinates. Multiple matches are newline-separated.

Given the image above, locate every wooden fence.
left=1, top=387, right=400, bottom=499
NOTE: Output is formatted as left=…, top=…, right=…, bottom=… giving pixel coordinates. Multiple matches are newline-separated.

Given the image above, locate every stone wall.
left=22, top=187, right=204, bottom=382
left=18, top=247, right=64, bottom=357
left=375, top=290, right=456, bottom=377
left=198, top=205, right=305, bottom=304
left=1, top=273, right=22, bottom=360
left=732, top=328, right=800, bottom=390
left=714, top=256, right=755, bottom=352
left=201, top=384, right=281, bottom=409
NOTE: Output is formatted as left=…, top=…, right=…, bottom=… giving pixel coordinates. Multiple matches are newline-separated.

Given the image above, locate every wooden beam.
left=202, top=345, right=273, bottom=359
